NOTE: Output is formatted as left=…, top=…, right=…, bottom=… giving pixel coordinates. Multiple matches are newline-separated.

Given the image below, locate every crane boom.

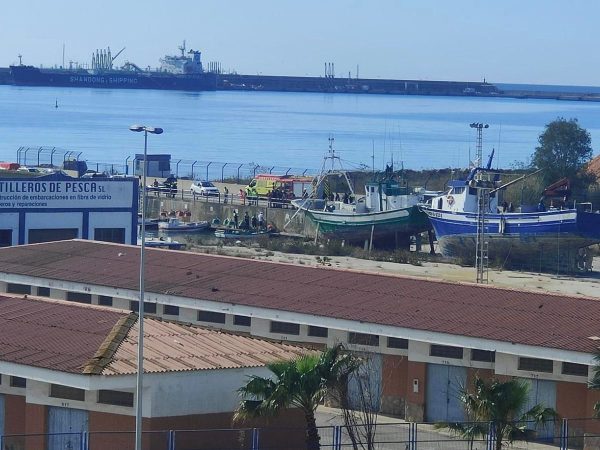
left=111, top=47, right=126, bottom=63
left=489, top=169, right=542, bottom=194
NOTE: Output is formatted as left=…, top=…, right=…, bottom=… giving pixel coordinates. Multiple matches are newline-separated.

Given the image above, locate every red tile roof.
left=0, top=240, right=599, bottom=354
left=0, top=294, right=311, bottom=375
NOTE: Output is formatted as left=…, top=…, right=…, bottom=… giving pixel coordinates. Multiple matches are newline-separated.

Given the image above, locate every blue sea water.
left=1, top=84, right=599, bottom=174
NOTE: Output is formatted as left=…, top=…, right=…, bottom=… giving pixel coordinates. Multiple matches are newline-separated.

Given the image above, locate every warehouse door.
left=426, top=364, right=467, bottom=423
left=521, top=379, right=557, bottom=440
left=48, top=407, right=88, bottom=450
left=348, top=353, right=382, bottom=412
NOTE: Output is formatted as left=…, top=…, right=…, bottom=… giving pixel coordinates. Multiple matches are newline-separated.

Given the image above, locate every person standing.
left=224, top=186, right=229, bottom=204
left=258, top=211, right=264, bottom=229
left=233, top=210, right=239, bottom=228
left=243, top=211, right=250, bottom=229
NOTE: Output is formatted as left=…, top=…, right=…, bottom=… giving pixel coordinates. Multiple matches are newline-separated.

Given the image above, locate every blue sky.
left=1, top=0, right=597, bottom=86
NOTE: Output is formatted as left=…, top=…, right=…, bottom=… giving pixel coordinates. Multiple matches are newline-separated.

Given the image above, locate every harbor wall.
left=146, top=196, right=317, bottom=237
left=4, top=66, right=600, bottom=101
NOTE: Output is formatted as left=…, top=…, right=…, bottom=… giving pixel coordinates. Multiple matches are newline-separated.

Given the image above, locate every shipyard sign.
left=0, top=180, right=134, bottom=210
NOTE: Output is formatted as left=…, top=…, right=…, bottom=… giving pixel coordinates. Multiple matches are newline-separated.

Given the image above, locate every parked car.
left=190, top=180, right=220, bottom=197
left=147, top=176, right=178, bottom=198
left=81, top=170, right=109, bottom=178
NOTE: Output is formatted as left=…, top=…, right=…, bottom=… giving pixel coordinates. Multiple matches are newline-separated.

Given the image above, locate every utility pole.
left=470, top=123, right=490, bottom=284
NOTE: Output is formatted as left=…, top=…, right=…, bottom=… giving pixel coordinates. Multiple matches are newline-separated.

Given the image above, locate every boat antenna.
left=328, top=135, right=335, bottom=171
left=371, top=139, right=375, bottom=175
left=18, top=54, right=22, bottom=66
left=497, top=123, right=502, bottom=169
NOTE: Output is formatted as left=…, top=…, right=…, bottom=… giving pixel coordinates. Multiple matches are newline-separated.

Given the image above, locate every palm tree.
left=442, top=376, right=557, bottom=450
left=234, top=344, right=360, bottom=450
left=589, top=352, right=600, bottom=417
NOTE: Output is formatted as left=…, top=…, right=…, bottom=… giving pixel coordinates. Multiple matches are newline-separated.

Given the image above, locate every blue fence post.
left=560, top=418, right=568, bottom=450
left=332, top=425, right=342, bottom=450
left=486, top=422, right=496, bottom=450
left=408, top=422, right=417, bottom=450
left=251, top=428, right=259, bottom=450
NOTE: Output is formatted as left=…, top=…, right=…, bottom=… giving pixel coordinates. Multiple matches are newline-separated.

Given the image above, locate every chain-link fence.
left=15, top=146, right=318, bottom=182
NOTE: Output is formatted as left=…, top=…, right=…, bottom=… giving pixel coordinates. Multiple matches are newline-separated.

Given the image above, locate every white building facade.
left=0, top=173, right=138, bottom=246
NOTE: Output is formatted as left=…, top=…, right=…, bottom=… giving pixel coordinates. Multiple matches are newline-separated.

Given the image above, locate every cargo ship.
left=10, top=42, right=217, bottom=91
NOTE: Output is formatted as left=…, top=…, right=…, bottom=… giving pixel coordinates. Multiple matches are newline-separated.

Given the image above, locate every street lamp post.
left=129, top=124, right=163, bottom=450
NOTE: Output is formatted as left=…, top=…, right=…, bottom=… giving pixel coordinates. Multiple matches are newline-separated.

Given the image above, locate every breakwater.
left=3, top=66, right=600, bottom=101
left=218, top=73, right=497, bottom=96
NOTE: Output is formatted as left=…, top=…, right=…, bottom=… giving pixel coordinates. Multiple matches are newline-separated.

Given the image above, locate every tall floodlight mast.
left=470, top=123, right=490, bottom=284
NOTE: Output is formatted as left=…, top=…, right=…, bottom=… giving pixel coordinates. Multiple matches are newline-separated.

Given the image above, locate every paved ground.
left=315, top=406, right=566, bottom=449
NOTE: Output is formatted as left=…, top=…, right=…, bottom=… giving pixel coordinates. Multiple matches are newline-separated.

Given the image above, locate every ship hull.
left=298, top=203, right=431, bottom=244
left=10, top=66, right=217, bottom=91
left=422, top=207, right=600, bottom=269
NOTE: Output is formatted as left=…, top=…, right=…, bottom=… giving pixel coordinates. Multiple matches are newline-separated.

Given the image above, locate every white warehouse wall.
left=147, top=366, right=273, bottom=417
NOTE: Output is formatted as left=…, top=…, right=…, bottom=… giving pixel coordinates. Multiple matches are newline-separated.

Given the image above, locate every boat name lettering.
left=69, top=76, right=138, bottom=84
left=428, top=211, right=443, bottom=218
left=0, top=181, right=100, bottom=193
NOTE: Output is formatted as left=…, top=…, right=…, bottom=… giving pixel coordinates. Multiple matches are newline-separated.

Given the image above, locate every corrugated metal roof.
left=0, top=296, right=125, bottom=373
left=0, top=240, right=599, bottom=354
left=0, top=294, right=311, bottom=375
left=105, top=318, right=311, bottom=375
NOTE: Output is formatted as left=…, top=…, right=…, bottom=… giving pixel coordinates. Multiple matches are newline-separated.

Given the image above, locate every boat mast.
left=316, top=136, right=355, bottom=199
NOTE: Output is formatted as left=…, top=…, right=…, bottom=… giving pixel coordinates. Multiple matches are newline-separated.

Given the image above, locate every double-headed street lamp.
left=129, top=124, right=163, bottom=450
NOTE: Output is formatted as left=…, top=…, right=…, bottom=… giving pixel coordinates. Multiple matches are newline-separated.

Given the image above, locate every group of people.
left=323, top=191, right=353, bottom=204
left=232, top=210, right=265, bottom=230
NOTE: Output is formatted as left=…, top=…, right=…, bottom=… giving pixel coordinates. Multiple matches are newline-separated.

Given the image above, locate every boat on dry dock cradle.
left=290, top=146, right=433, bottom=248
left=420, top=152, right=600, bottom=271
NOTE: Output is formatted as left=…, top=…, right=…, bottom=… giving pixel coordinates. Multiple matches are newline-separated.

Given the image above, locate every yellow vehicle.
left=245, top=174, right=313, bottom=200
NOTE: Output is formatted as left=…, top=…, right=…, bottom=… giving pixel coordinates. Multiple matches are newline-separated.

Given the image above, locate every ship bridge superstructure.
left=160, top=41, right=203, bottom=74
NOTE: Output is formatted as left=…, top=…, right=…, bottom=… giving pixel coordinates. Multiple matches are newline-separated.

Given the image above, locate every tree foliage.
left=440, top=376, right=557, bottom=450
left=234, top=344, right=361, bottom=450
left=589, top=352, right=600, bottom=417
left=531, top=117, right=593, bottom=190
left=329, top=354, right=381, bottom=450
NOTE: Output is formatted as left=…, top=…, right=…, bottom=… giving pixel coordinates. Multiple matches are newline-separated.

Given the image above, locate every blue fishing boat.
left=421, top=153, right=600, bottom=271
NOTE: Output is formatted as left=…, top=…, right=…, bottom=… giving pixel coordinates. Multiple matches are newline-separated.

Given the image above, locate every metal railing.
left=2, top=418, right=599, bottom=450
left=145, top=189, right=297, bottom=211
